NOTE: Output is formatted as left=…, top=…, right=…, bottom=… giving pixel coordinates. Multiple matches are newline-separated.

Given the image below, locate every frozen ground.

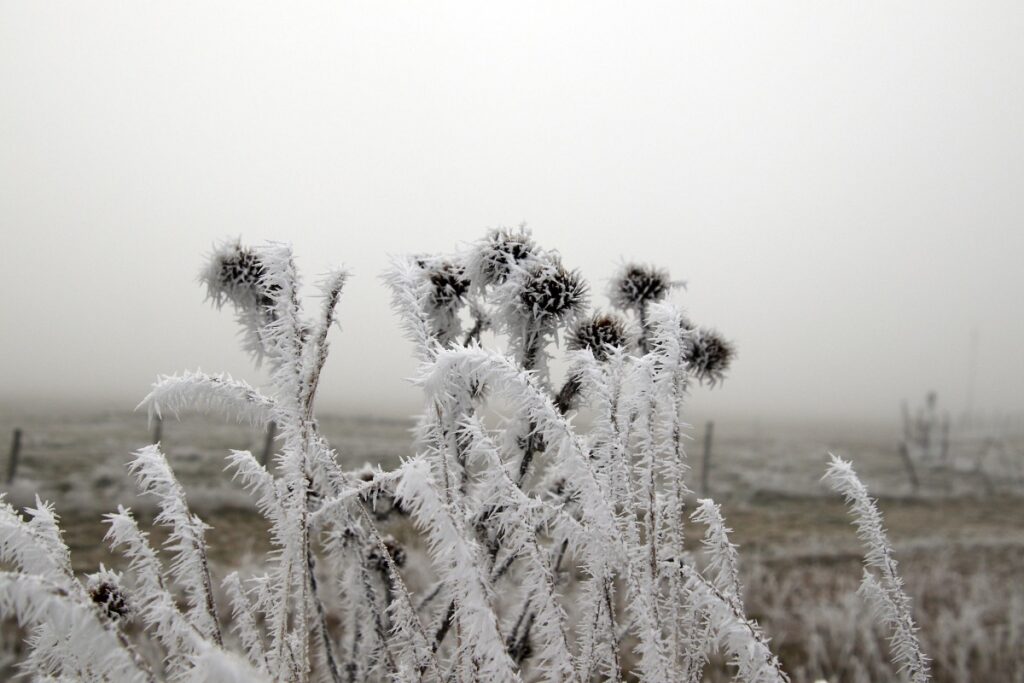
left=1, top=409, right=1022, bottom=681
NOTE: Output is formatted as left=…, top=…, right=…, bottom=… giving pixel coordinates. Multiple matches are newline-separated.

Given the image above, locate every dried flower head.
left=87, top=569, right=132, bottom=622
left=355, top=463, right=377, bottom=483
left=519, top=259, right=589, bottom=325
left=609, top=263, right=672, bottom=311
left=568, top=313, right=630, bottom=361
left=471, top=227, right=537, bottom=286
left=200, top=240, right=278, bottom=311
left=367, top=535, right=406, bottom=572
left=684, top=327, right=735, bottom=386
left=426, top=260, right=470, bottom=312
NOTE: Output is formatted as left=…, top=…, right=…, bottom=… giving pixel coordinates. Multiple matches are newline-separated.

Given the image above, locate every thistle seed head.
left=87, top=571, right=132, bottom=622
left=426, top=260, right=470, bottom=311
left=201, top=240, right=279, bottom=310
left=610, top=263, right=672, bottom=311
left=519, top=259, right=589, bottom=324
left=472, top=227, right=537, bottom=286
left=684, top=328, right=735, bottom=386
left=568, top=313, right=629, bottom=361
left=355, top=463, right=377, bottom=483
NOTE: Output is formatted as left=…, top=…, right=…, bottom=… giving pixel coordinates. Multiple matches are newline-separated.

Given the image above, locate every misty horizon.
left=3, top=2, right=1023, bottom=424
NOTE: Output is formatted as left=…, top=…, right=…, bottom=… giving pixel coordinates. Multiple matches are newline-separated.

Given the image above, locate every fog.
left=2, top=1, right=1022, bottom=423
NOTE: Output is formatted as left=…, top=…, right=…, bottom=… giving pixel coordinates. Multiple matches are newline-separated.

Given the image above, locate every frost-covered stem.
left=224, top=572, right=270, bottom=673
left=663, top=376, right=690, bottom=668
left=824, top=455, right=931, bottom=683
left=127, top=445, right=223, bottom=647
left=638, top=302, right=649, bottom=354
left=462, top=313, right=487, bottom=347
left=395, top=458, right=519, bottom=682
left=422, top=347, right=670, bottom=679
left=554, top=373, right=582, bottom=415
left=692, top=499, right=743, bottom=611
left=296, top=478, right=312, bottom=683
left=0, top=572, right=155, bottom=683
left=641, top=388, right=660, bottom=590
left=104, top=507, right=237, bottom=677
left=114, top=627, right=159, bottom=683
left=432, top=599, right=456, bottom=654
left=461, top=418, right=578, bottom=680
left=198, top=539, right=223, bottom=646
left=356, top=505, right=443, bottom=680
left=520, top=326, right=543, bottom=372
left=301, top=270, right=347, bottom=422
left=679, top=563, right=789, bottom=683
left=307, top=546, right=342, bottom=683
left=602, top=578, right=623, bottom=678
left=515, top=328, right=545, bottom=488
left=140, top=371, right=279, bottom=428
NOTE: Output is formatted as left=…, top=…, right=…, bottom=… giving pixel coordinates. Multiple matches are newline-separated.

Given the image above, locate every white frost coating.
left=0, top=572, right=150, bottom=682
left=2, top=236, right=934, bottom=683
left=139, top=370, right=278, bottom=427
left=824, top=455, right=931, bottom=683
left=0, top=495, right=73, bottom=581
left=395, top=457, right=522, bottom=683
left=681, top=565, right=790, bottom=683
left=128, top=445, right=223, bottom=646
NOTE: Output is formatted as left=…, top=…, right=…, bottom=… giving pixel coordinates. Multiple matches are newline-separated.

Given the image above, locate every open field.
left=1, top=410, right=1022, bottom=681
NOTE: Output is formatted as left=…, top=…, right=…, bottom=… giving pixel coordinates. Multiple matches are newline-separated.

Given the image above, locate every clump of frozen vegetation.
left=0, top=232, right=930, bottom=681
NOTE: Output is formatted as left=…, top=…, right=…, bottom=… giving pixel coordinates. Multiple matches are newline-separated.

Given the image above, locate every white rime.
left=824, top=454, right=932, bottom=683
left=0, top=235, right=931, bottom=683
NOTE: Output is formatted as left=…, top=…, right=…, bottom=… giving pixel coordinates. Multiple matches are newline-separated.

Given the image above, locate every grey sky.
left=2, top=1, right=1022, bottom=422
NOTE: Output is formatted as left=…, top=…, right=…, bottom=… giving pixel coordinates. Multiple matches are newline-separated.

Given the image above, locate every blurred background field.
left=1, top=409, right=1022, bottom=681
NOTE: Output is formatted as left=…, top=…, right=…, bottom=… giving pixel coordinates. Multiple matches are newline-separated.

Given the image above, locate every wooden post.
left=901, top=400, right=911, bottom=442
left=152, top=416, right=163, bottom=445
left=700, top=421, right=714, bottom=497
left=6, top=428, right=22, bottom=484
left=940, top=414, right=951, bottom=464
left=261, top=421, right=277, bottom=467
left=898, top=441, right=920, bottom=494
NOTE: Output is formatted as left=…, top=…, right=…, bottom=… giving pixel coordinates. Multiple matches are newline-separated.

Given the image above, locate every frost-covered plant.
left=0, top=232, right=930, bottom=682
left=824, top=455, right=931, bottom=683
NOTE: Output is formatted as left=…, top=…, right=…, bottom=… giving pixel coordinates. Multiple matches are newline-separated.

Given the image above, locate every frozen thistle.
left=610, top=263, right=680, bottom=353
left=87, top=567, right=132, bottom=622
left=518, top=257, right=589, bottom=325
left=684, top=327, right=735, bottom=386
left=198, top=239, right=300, bottom=363
left=424, top=259, right=470, bottom=312
left=568, top=312, right=630, bottom=362
left=468, top=226, right=537, bottom=287
left=558, top=312, right=629, bottom=411
left=1, top=233, right=934, bottom=683
left=410, top=256, right=473, bottom=346
left=609, top=263, right=672, bottom=312
left=200, top=239, right=277, bottom=311
left=824, top=455, right=931, bottom=683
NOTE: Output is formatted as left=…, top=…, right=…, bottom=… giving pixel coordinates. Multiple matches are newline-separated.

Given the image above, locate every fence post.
left=6, top=428, right=22, bottom=484
left=940, top=414, right=951, bottom=464
left=261, top=421, right=277, bottom=467
left=700, top=421, right=714, bottom=497
left=898, top=441, right=920, bottom=494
